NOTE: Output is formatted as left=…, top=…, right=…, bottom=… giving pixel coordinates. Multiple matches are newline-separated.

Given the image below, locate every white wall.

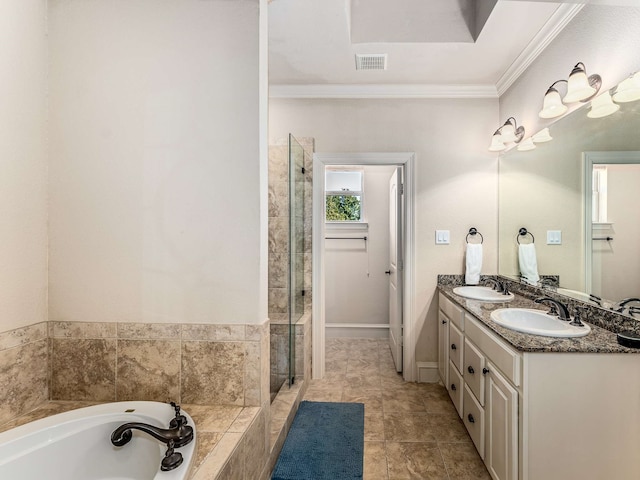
left=500, top=5, right=640, bottom=138
left=270, top=98, right=498, bottom=362
left=0, top=0, right=48, bottom=332
left=325, top=165, right=395, bottom=337
left=48, top=0, right=265, bottom=325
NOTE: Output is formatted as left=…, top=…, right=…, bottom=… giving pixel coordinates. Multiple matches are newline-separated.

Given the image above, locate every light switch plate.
left=547, top=230, right=562, bottom=245
left=435, top=230, right=450, bottom=245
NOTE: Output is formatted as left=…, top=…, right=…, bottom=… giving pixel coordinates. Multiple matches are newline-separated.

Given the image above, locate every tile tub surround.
left=0, top=400, right=269, bottom=480
left=49, top=320, right=270, bottom=406
left=438, top=282, right=640, bottom=354
left=0, top=319, right=270, bottom=424
left=0, top=322, right=49, bottom=426
left=438, top=274, right=640, bottom=337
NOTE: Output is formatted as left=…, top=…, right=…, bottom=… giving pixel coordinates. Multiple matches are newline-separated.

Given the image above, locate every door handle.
left=385, top=270, right=391, bottom=275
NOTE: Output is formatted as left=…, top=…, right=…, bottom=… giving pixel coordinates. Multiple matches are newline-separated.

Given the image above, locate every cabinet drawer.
left=449, top=322, right=464, bottom=372
left=465, top=314, right=520, bottom=386
left=463, top=384, right=485, bottom=459
left=464, top=338, right=486, bottom=406
left=439, top=293, right=464, bottom=330
left=448, top=360, right=463, bottom=418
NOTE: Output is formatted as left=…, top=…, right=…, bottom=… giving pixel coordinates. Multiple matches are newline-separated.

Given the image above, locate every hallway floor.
left=303, top=338, right=491, bottom=480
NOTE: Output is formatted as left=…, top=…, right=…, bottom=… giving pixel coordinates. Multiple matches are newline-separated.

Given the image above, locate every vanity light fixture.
left=612, top=72, right=640, bottom=103
left=531, top=128, right=552, bottom=143
left=487, top=117, right=524, bottom=152
left=539, top=80, right=569, bottom=119
left=539, top=62, right=602, bottom=119
left=488, top=129, right=506, bottom=152
left=517, top=138, right=536, bottom=151
left=563, top=62, right=601, bottom=103
left=587, top=90, right=620, bottom=119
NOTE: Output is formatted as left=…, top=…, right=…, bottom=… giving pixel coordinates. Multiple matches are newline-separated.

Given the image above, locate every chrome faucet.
left=535, top=297, right=571, bottom=321
left=111, top=402, right=194, bottom=471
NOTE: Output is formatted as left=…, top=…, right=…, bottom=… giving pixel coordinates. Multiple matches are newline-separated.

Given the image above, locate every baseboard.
left=416, top=361, right=440, bottom=383
left=325, top=323, right=389, bottom=339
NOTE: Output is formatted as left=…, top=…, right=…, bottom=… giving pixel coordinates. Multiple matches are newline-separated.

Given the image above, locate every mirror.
left=498, top=77, right=640, bottom=318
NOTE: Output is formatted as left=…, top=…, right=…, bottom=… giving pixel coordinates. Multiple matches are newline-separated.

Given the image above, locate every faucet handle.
left=169, top=402, right=188, bottom=428
left=570, top=306, right=586, bottom=327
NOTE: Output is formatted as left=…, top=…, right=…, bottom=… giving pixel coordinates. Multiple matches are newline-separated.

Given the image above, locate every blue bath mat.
left=272, top=401, right=364, bottom=480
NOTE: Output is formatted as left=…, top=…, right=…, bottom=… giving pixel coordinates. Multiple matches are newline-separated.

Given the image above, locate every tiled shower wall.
left=0, top=320, right=270, bottom=427
left=268, top=137, right=313, bottom=393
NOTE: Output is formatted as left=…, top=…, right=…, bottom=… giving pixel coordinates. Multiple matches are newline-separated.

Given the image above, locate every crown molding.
left=269, top=83, right=498, bottom=99
left=496, top=3, right=585, bottom=97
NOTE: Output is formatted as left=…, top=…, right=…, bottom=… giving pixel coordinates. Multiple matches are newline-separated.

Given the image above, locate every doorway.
left=312, top=153, right=416, bottom=381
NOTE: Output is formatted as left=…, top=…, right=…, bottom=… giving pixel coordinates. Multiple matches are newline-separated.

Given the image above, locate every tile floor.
left=302, top=338, right=491, bottom=480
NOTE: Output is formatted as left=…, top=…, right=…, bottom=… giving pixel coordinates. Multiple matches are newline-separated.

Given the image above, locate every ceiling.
left=267, top=1, right=633, bottom=98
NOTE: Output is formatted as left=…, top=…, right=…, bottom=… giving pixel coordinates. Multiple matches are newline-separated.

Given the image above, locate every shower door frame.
left=312, top=152, right=417, bottom=382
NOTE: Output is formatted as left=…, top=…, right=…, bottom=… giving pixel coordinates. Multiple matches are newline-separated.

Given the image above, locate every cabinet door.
left=438, top=310, right=449, bottom=385
left=449, top=322, right=464, bottom=372
left=485, top=362, right=518, bottom=480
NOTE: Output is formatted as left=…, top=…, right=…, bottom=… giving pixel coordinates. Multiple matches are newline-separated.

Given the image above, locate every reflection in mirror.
left=499, top=81, right=640, bottom=318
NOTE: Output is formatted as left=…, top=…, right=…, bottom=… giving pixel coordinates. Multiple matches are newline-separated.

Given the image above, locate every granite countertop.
left=438, top=286, right=639, bottom=354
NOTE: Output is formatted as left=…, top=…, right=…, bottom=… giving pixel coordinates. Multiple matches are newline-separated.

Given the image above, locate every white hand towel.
left=518, top=243, right=540, bottom=285
left=465, top=243, right=483, bottom=285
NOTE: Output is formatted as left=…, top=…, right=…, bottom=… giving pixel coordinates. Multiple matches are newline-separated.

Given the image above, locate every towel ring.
left=517, top=227, right=535, bottom=244
left=466, top=227, right=483, bottom=244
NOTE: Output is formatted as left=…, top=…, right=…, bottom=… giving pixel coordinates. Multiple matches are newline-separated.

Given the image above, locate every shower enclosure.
left=269, top=134, right=307, bottom=400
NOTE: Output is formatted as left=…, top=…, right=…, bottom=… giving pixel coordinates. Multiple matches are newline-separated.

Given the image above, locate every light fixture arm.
left=501, top=117, right=525, bottom=144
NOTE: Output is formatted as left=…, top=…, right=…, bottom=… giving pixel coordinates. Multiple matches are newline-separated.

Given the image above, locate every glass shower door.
left=288, top=134, right=305, bottom=385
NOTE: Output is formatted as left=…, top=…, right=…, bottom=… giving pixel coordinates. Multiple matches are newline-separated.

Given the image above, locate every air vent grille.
left=355, top=54, right=387, bottom=71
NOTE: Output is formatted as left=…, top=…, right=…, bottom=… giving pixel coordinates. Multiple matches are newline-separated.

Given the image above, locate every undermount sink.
left=490, top=308, right=591, bottom=338
left=453, top=286, right=514, bottom=302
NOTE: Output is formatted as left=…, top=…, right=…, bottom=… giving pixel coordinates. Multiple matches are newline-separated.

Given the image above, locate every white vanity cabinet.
left=438, top=291, right=640, bottom=480
left=438, top=294, right=465, bottom=415
left=438, top=293, right=520, bottom=480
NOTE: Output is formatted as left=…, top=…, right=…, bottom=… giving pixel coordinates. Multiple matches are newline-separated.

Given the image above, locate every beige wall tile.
left=50, top=338, right=116, bottom=401
left=0, top=340, right=48, bottom=426
left=0, top=322, right=47, bottom=351
left=117, top=323, right=181, bottom=340
left=181, top=324, right=245, bottom=342
left=116, top=339, right=181, bottom=402
left=181, top=341, right=245, bottom=405
left=51, top=321, right=116, bottom=339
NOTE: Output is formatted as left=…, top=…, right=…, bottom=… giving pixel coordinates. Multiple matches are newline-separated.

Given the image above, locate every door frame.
left=312, top=152, right=416, bottom=381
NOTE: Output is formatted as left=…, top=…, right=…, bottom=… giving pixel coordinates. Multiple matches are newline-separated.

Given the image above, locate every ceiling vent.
left=355, top=54, right=387, bottom=71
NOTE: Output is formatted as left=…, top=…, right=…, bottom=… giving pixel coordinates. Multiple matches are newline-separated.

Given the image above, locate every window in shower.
left=325, top=169, right=364, bottom=222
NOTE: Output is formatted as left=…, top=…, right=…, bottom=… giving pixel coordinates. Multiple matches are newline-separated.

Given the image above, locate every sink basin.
left=490, top=308, right=591, bottom=338
left=453, top=286, right=514, bottom=302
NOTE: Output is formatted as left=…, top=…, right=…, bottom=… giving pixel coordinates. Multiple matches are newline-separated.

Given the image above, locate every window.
left=325, top=169, right=364, bottom=222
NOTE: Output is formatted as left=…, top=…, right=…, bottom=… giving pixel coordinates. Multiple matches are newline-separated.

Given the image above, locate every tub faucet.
left=111, top=402, right=194, bottom=449
left=535, top=297, right=571, bottom=321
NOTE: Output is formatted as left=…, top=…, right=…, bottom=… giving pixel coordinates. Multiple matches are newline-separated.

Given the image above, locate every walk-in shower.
left=268, top=134, right=309, bottom=401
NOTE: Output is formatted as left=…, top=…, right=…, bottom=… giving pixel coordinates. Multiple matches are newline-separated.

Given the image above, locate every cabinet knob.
left=442, top=319, right=447, bottom=324
left=467, top=414, right=475, bottom=424
left=482, top=367, right=490, bottom=375
left=467, top=366, right=475, bottom=374
left=450, top=343, right=457, bottom=351
left=450, top=383, right=457, bottom=391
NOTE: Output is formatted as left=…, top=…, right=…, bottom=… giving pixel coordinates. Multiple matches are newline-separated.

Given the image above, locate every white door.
left=388, top=167, right=403, bottom=372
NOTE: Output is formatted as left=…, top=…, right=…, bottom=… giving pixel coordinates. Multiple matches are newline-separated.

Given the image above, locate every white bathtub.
left=0, top=401, right=197, bottom=480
